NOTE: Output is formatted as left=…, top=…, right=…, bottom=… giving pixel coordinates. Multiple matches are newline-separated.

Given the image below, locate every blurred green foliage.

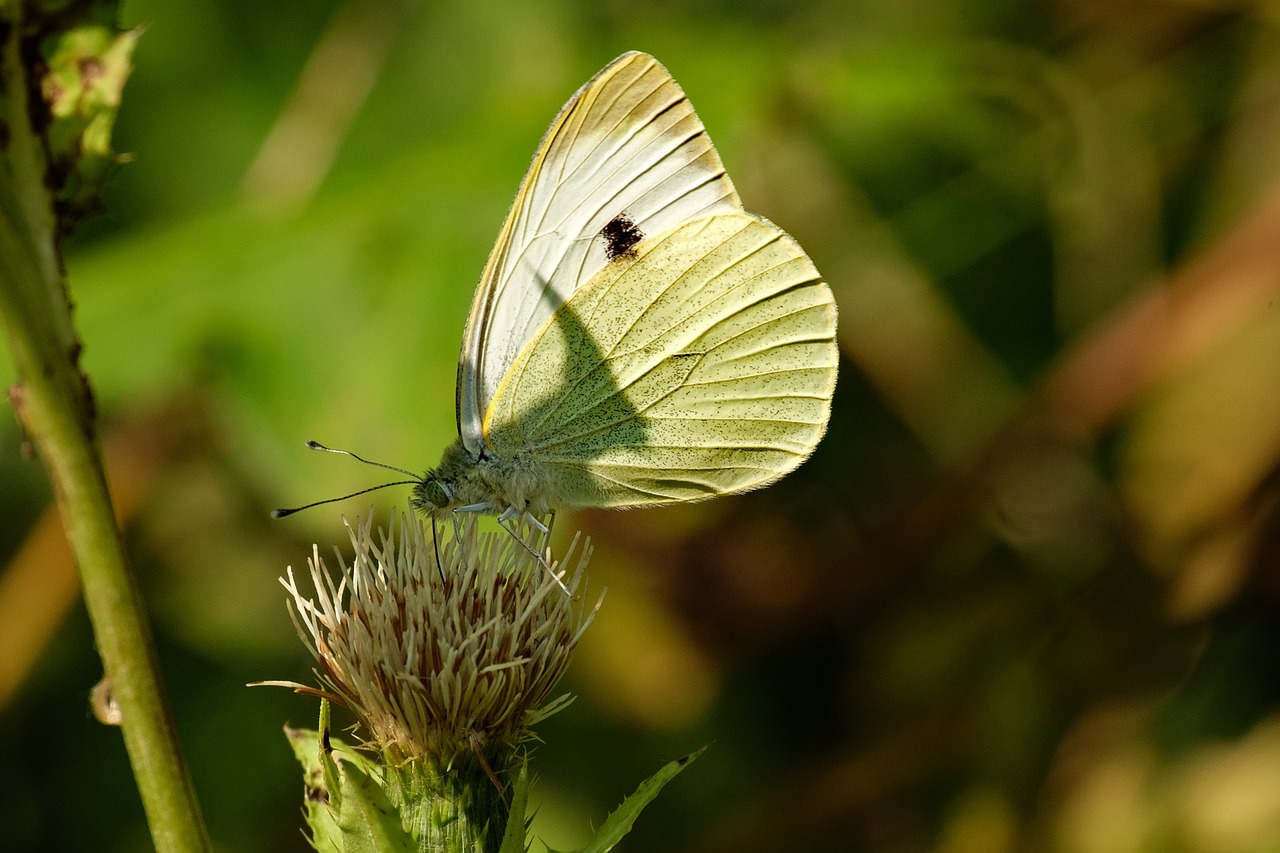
left=4, top=0, right=1280, bottom=851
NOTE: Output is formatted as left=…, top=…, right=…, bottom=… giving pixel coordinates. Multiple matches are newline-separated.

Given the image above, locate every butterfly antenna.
left=271, top=480, right=418, bottom=518
left=303, top=440, right=420, bottom=479
left=272, top=440, right=423, bottom=518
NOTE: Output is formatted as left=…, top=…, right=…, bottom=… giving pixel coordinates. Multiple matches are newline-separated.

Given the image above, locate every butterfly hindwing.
left=482, top=212, right=838, bottom=507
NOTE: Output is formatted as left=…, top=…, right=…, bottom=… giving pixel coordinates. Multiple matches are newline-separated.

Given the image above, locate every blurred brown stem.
left=1041, top=181, right=1280, bottom=436
left=911, top=177, right=1280, bottom=569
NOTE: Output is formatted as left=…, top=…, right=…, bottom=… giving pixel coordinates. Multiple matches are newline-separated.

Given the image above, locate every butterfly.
left=279, top=52, right=838, bottom=536
left=413, top=50, right=838, bottom=532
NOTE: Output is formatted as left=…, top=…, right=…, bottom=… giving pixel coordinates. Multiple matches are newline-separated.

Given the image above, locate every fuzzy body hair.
left=411, top=439, right=555, bottom=518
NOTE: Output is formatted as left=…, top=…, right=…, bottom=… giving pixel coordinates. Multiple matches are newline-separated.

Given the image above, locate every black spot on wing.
left=602, top=214, right=644, bottom=262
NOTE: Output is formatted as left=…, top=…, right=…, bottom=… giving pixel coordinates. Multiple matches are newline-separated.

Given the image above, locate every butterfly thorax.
left=410, top=438, right=554, bottom=518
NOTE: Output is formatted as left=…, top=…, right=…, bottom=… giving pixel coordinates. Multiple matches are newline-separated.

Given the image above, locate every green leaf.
left=331, top=752, right=416, bottom=853
left=285, top=725, right=341, bottom=853
left=556, top=747, right=706, bottom=853
left=286, top=701, right=415, bottom=853
left=496, top=761, right=530, bottom=853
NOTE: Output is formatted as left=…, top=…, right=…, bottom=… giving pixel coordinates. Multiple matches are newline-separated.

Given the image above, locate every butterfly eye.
left=417, top=478, right=453, bottom=509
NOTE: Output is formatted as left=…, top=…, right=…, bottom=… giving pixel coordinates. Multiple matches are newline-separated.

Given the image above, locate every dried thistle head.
left=281, top=511, right=597, bottom=771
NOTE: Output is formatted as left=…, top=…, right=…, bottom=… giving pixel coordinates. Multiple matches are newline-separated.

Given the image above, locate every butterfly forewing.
left=482, top=212, right=838, bottom=508
left=456, top=52, right=741, bottom=456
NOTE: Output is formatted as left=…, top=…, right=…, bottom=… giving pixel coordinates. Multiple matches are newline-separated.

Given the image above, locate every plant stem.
left=0, top=12, right=210, bottom=853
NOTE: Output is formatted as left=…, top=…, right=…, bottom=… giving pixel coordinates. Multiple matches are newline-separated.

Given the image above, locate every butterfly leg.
left=449, top=502, right=494, bottom=572
left=495, top=507, right=567, bottom=594
left=495, top=505, right=547, bottom=529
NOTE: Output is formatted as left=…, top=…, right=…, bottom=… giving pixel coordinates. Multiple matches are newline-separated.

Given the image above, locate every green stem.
left=0, top=12, right=210, bottom=853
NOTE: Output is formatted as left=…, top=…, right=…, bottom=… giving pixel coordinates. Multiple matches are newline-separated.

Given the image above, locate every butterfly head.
left=409, top=439, right=481, bottom=515
left=410, top=474, right=454, bottom=513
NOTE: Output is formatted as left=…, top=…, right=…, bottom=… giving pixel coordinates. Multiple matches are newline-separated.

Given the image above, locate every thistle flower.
left=277, top=510, right=598, bottom=851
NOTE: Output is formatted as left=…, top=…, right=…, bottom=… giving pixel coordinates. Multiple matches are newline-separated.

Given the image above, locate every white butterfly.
left=410, top=52, right=838, bottom=531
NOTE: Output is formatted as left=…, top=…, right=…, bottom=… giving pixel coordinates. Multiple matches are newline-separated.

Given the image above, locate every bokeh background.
left=4, top=0, right=1280, bottom=850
